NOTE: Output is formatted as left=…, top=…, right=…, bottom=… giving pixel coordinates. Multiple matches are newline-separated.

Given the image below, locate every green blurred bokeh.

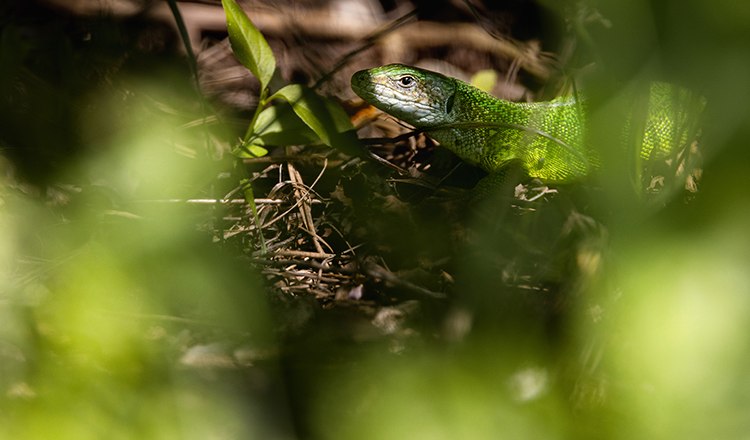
left=0, top=68, right=286, bottom=438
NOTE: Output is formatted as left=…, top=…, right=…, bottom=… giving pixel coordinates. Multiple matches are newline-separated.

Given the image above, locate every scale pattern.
left=351, top=64, right=702, bottom=183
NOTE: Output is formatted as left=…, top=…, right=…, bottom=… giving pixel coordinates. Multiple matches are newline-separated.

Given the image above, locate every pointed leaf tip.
left=222, top=0, right=276, bottom=90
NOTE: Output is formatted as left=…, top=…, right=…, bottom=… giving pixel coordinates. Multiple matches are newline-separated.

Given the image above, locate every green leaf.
left=268, top=84, right=361, bottom=156
left=249, top=104, right=318, bottom=146
left=222, top=0, right=275, bottom=90
left=232, top=144, right=268, bottom=158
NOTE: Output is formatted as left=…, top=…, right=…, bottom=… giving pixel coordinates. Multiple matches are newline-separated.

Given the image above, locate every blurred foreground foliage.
left=0, top=79, right=287, bottom=437
left=2, top=0, right=750, bottom=438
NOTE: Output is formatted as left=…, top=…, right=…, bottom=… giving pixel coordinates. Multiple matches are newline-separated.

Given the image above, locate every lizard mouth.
left=351, top=69, right=375, bottom=99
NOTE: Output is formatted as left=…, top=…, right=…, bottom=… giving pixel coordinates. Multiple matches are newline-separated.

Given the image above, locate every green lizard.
left=351, top=64, right=703, bottom=185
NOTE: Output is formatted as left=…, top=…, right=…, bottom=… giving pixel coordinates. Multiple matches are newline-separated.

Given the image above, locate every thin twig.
left=133, top=198, right=322, bottom=205
left=273, top=249, right=336, bottom=259
left=362, top=262, right=446, bottom=299
left=312, top=9, right=418, bottom=90
left=287, top=162, right=326, bottom=254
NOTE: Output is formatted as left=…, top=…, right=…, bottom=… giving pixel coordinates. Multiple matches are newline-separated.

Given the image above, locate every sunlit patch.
left=508, top=367, right=549, bottom=402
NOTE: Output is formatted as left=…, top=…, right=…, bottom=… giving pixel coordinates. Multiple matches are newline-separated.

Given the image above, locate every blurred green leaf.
left=269, top=84, right=361, bottom=156
left=241, top=179, right=266, bottom=254
left=470, top=69, right=498, bottom=93
left=222, top=0, right=275, bottom=90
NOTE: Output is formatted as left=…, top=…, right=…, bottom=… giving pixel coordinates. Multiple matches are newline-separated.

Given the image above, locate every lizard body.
left=351, top=64, right=703, bottom=183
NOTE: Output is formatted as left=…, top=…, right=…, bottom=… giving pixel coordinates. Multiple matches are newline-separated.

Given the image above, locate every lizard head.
left=351, top=64, right=457, bottom=127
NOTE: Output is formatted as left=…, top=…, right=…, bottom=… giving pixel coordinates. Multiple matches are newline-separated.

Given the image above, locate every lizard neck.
left=429, top=81, right=589, bottom=180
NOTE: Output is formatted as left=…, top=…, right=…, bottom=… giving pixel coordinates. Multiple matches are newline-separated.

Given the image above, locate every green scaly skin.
left=351, top=64, right=702, bottom=183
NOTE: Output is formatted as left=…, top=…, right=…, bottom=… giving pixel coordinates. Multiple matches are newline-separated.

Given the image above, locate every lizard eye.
left=397, top=75, right=416, bottom=88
